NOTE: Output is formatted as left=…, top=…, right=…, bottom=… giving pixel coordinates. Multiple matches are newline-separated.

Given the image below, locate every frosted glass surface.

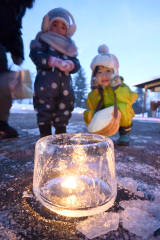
left=33, top=133, right=117, bottom=217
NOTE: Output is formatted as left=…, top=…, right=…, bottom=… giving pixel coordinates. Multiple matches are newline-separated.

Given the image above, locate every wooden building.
left=133, top=76, right=160, bottom=116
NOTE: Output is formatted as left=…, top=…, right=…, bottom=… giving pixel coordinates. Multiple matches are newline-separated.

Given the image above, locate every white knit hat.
left=41, top=7, right=76, bottom=37
left=90, top=44, right=119, bottom=74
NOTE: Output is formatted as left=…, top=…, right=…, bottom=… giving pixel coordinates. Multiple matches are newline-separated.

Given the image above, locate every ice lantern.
left=33, top=133, right=117, bottom=217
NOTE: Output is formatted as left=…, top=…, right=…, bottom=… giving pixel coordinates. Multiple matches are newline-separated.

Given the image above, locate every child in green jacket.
left=84, top=44, right=138, bottom=146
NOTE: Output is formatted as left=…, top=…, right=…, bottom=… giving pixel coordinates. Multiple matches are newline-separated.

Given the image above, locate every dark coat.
left=0, top=0, right=34, bottom=59
left=0, top=0, right=34, bottom=122
left=30, top=40, right=80, bottom=126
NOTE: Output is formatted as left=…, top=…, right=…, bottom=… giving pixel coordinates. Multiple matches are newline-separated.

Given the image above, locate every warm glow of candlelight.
left=61, top=176, right=77, bottom=189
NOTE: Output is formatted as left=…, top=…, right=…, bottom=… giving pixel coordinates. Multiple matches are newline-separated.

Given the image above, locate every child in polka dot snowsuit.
left=29, top=8, right=80, bottom=137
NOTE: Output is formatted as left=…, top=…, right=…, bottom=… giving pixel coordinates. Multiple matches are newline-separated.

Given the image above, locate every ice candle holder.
left=33, top=133, right=117, bottom=217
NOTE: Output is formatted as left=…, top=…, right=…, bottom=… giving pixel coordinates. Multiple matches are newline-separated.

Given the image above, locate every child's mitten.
left=91, top=77, right=101, bottom=91
left=60, top=60, right=75, bottom=71
left=48, top=56, right=63, bottom=68
left=48, top=57, right=74, bottom=72
left=110, top=73, right=121, bottom=90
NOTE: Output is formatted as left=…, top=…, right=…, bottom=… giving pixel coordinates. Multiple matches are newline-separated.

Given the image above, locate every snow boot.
left=39, top=124, right=52, bottom=138
left=117, top=131, right=130, bottom=146
left=0, top=120, right=18, bottom=139
left=116, top=125, right=132, bottom=146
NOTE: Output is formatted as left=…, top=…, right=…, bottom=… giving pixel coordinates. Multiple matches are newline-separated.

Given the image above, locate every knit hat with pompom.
left=90, top=44, right=119, bottom=74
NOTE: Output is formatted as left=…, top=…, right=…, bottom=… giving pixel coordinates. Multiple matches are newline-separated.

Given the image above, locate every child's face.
left=95, top=66, right=113, bottom=87
left=49, top=20, right=67, bottom=36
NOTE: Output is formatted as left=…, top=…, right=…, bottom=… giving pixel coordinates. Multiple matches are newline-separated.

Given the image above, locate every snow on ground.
left=6, top=103, right=160, bottom=239
left=22, top=123, right=87, bottom=136
left=11, top=103, right=160, bottom=122
left=11, top=102, right=160, bottom=141
left=11, top=103, right=86, bottom=114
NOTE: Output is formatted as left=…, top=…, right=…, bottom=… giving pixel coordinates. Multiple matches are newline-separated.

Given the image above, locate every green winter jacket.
left=84, top=82, right=138, bottom=128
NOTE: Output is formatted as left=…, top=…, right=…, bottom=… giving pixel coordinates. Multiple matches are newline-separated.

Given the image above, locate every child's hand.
left=91, top=77, right=101, bottom=91
left=48, top=57, right=74, bottom=72
left=110, top=74, right=121, bottom=90
left=58, top=60, right=74, bottom=71
left=61, top=60, right=74, bottom=72
left=48, top=56, right=63, bottom=68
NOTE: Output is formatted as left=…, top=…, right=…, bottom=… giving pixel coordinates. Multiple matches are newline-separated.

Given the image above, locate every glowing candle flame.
left=61, top=176, right=76, bottom=189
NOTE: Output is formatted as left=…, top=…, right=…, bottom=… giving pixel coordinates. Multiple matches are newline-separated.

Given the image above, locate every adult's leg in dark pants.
left=0, top=45, right=18, bottom=138
left=0, top=75, right=18, bottom=139
left=0, top=74, right=12, bottom=121
left=0, top=44, right=8, bottom=73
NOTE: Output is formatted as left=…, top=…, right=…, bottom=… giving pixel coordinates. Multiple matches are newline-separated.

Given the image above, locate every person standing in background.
left=84, top=44, right=138, bottom=146
left=0, top=0, right=35, bottom=139
left=30, top=7, right=80, bottom=138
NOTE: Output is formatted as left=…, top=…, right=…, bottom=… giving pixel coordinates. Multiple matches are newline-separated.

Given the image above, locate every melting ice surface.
left=76, top=177, right=160, bottom=239
left=76, top=212, right=119, bottom=239
left=119, top=199, right=160, bottom=239
left=119, top=199, right=160, bottom=220
left=120, top=207, right=160, bottom=239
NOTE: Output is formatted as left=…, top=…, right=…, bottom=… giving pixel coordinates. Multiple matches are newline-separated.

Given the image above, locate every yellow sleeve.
left=83, top=109, right=95, bottom=126
left=84, top=90, right=101, bottom=126
left=87, top=90, right=102, bottom=110
left=114, top=83, right=138, bottom=105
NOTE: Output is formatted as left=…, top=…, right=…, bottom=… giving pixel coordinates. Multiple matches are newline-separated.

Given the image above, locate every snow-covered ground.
left=11, top=103, right=160, bottom=122
left=4, top=103, right=160, bottom=239
left=11, top=103, right=86, bottom=114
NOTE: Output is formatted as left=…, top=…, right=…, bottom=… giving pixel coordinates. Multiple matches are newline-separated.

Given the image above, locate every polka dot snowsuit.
left=30, top=41, right=80, bottom=128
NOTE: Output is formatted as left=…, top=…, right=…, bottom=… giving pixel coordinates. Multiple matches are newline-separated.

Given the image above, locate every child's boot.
left=117, top=126, right=132, bottom=146
left=39, top=124, right=51, bottom=138
left=55, top=126, right=66, bottom=134
left=117, top=131, right=130, bottom=146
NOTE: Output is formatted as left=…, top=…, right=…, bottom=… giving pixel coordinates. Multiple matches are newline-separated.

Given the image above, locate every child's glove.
left=48, top=57, right=74, bottom=72
left=110, top=73, right=121, bottom=90
left=48, top=56, right=64, bottom=68
left=62, top=60, right=75, bottom=71
left=91, top=77, right=101, bottom=91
